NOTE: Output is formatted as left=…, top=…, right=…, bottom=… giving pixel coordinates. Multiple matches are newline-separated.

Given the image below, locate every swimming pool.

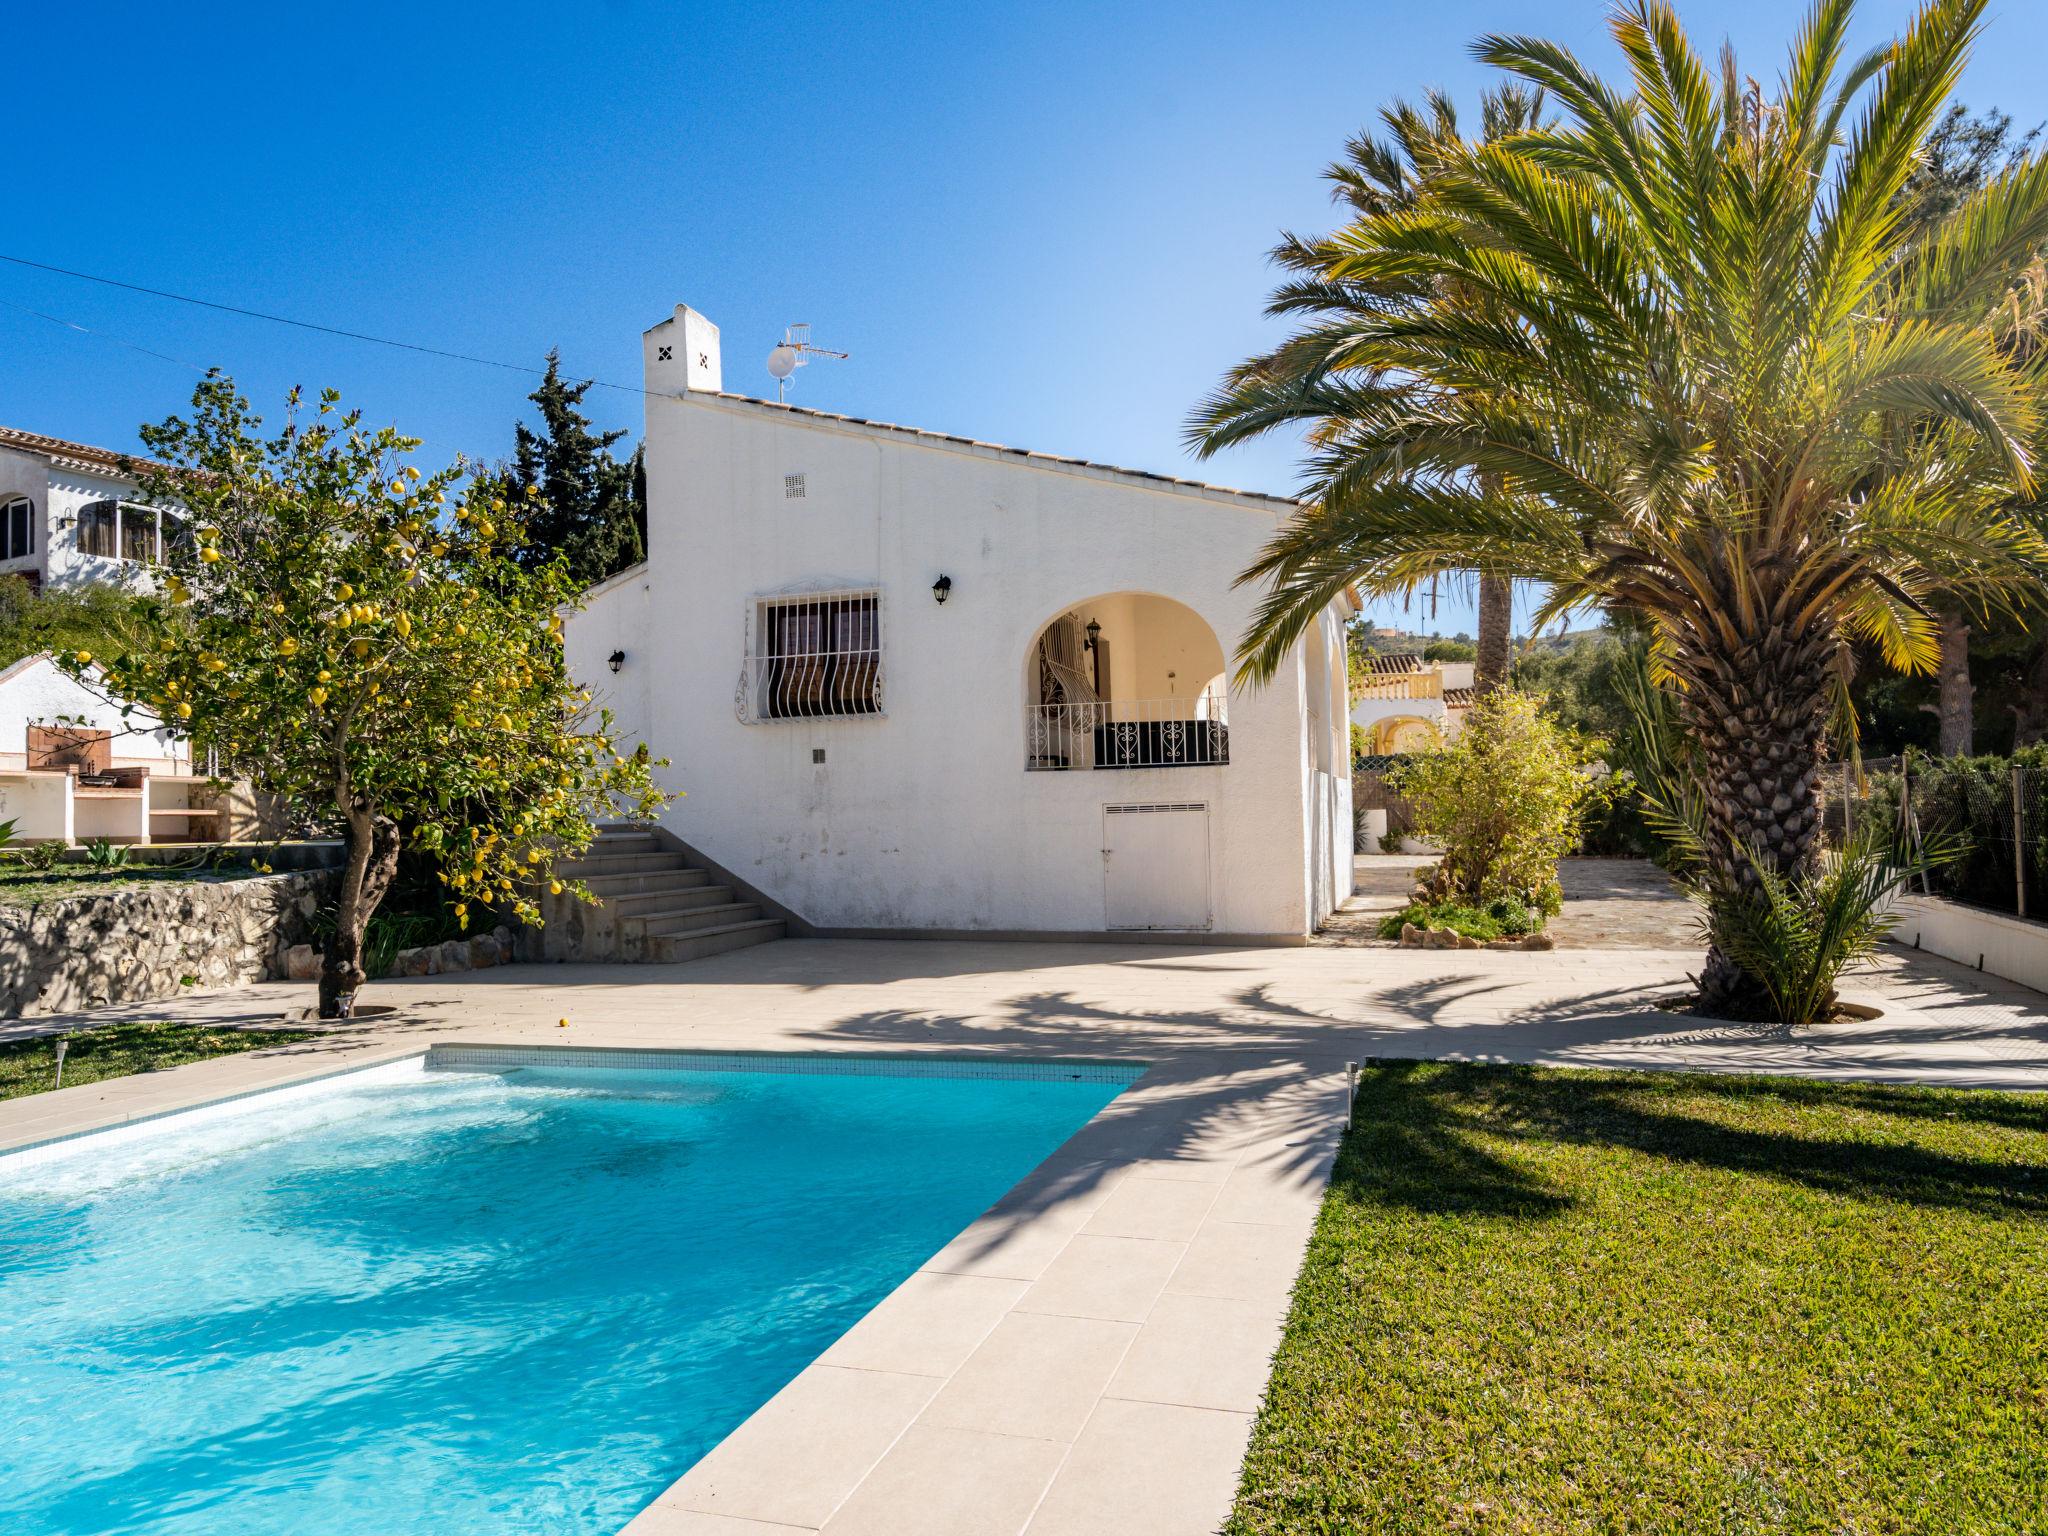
left=0, top=1049, right=1136, bottom=1536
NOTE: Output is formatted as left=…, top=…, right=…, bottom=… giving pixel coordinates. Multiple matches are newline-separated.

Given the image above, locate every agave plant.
left=1194, top=0, right=2048, bottom=1014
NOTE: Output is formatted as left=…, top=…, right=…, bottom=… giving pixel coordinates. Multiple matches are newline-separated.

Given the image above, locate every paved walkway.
left=1320, top=854, right=1698, bottom=948
left=3, top=935, right=2043, bottom=1536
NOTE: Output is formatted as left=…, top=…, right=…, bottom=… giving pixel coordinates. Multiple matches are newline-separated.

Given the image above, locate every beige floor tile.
left=818, top=1271, right=1029, bottom=1378
left=1022, top=1398, right=1254, bottom=1536
left=622, top=1504, right=816, bottom=1535
left=922, top=1161, right=1125, bottom=1281
left=818, top=1424, right=1068, bottom=1536
left=1202, top=1156, right=1330, bottom=1228
left=1013, top=1233, right=1187, bottom=1323
left=661, top=1364, right=937, bottom=1529
left=921, top=1310, right=1138, bottom=1442
left=1079, top=1176, right=1221, bottom=1242
left=1166, top=1220, right=1311, bottom=1307
left=1106, top=1292, right=1287, bottom=1413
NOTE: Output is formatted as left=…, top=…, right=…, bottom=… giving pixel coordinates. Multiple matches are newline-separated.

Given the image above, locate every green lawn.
left=1229, top=1063, right=2048, bottom=1536
left=0, top=1021, right=315, bottom=1101
left=0, top=865, right=261, bottom=909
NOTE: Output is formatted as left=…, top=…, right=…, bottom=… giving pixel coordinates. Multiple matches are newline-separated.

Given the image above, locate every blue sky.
left=8, top=1, right=2048, bottom=635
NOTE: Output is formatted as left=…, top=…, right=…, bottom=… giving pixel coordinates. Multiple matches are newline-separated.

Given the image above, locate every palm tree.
left=1193, top=86, right=1545, bottom=696
left=1194, top=0, right=2048, bottom=1014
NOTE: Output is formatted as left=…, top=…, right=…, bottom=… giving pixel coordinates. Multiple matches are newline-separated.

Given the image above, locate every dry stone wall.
left=0, top=870, right=334, bottom=1018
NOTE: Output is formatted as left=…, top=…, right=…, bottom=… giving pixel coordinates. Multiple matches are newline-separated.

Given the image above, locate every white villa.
left=564, top=304, right=1357, bottom=943
left=0, top=427, right=233, bottom=844
left=0, top=425, right=185, bottom=592
left=1350, top=651, right=1476, bottom=755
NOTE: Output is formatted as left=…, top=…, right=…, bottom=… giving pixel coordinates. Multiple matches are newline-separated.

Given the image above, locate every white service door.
left=1102, top=803, right=1211, bottom=931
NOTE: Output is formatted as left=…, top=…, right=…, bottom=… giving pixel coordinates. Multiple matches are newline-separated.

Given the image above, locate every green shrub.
left=1483, top=895, right=1535, bottom=935
left=1377, top=901, right=1509, bottom=942
left=1393, top=691, right=1607, bottom=913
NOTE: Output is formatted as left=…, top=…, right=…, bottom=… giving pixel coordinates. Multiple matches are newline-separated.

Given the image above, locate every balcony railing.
left=1025, top=693, right=1230, bottom=771
left=1353, top=671, right=1443, bottom=702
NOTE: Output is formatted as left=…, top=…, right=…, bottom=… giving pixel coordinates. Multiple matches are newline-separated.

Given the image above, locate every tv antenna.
left=766, top=324, right=848, bottom=401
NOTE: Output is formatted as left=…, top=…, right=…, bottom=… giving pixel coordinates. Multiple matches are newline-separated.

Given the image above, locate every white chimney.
left=644, top=304, right=722, bottom=395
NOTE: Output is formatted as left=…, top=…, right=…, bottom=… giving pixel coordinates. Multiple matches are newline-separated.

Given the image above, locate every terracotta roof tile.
left=0, top=425, right=167, bottom=480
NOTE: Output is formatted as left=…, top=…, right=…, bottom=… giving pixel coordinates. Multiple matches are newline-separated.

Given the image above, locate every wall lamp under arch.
left=1084, top=618, right=1102, bottom=651
left=932, top=574, right=953, bottom=604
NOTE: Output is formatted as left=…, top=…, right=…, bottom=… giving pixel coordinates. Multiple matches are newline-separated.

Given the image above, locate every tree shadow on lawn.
left=1344, top=1060, right=2048, bottom=1223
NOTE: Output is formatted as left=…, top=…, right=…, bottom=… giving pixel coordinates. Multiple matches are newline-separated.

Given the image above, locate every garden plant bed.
left=1228, top=1062, right=2048, bottom=1535
left=0, top=1021, right=316, bottom=1102
left=1651, top=993, right=1885, bottom=1026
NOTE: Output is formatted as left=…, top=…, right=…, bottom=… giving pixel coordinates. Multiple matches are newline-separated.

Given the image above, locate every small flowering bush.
left=66, top=375, right=669, bottom=1017
left=1393, top=690, right=1606, bottom=915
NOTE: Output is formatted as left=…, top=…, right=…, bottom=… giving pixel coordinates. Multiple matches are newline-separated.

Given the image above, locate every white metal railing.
left=1353, top=671, right=1443, bottom=702
left=740, top=591, right=884, bottom=721
left=1025, top=693, right=1230, bottom=771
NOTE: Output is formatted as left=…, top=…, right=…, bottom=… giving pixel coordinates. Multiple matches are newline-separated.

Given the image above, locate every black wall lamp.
left=1084, top=618, right=1102, bottom=651
left=932, top=574, right=953, bottom=604
left=607, top=649, right=626, bottom=674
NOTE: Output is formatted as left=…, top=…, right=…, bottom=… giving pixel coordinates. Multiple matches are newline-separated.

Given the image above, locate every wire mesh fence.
left=1819, top=755, right=2048, bottom=921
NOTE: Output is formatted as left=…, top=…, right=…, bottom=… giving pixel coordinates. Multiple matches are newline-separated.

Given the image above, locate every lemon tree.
left=71, top=374, right=669, bottom=1018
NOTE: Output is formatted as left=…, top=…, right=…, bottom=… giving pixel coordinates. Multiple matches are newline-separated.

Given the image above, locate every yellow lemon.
left=199, top=548, right=221, bottom=563
left=526, top=849, right=542, bottom=864
left=317, top=669, right=332, bottom=683
left=309, top=686, right=328, bottom=706
left=549, top=880, right=563, bottom=895
left=176, top=701, right=192, bottom=719
left=73, top=650, right=91, bottom=665
left=337, top=583, right=354, bottom=600
left=394, top=613, right=412, bottom=638
left=279, top=636, right=299, bottom=656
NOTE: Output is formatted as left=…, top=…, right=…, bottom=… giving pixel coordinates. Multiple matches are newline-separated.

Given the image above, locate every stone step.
left=631, top=901, right=763, bottom=937
left=650, top=919, right=786, bottom=964
left=608, top=882, right=732, bottom=918
left=578, top=868, right=713, bottom=899
left=588, top=829, right=661, bottom=855
left=559, top=850, right=689, bottom=877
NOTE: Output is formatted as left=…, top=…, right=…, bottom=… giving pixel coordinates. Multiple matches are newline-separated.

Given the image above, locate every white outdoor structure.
left=0, top=426, right=181, bottom=593
left=0, top=655, right=220, bottom=843
left=565, top=304, right=1356, bottom=942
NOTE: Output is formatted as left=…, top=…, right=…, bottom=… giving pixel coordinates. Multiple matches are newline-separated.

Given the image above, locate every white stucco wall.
left=0, top=656, right=180, bottom=764
left=563, top=306, right=1353, bottom=938
left=0, top=448, right=161, bottom=593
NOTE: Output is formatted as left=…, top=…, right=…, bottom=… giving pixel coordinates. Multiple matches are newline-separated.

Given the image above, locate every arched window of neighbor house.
left=1024, top=593, right=1230, bottom=770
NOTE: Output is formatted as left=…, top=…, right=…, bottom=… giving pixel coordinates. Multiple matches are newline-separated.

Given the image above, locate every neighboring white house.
left=0, top=654, right=227, bottom=843
left=1350, top=652, right=1477, bottom=754
left=564, top=303, right=1357, bottom=942
left=0, top=425, right=184, bottom=594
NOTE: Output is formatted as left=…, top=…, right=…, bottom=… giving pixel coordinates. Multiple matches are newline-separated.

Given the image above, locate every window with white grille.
left=742, top=590, right=883, bottom=721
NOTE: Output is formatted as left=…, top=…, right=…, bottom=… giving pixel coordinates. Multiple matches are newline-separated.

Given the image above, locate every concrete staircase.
left=540, top=828, right=787, bottom=964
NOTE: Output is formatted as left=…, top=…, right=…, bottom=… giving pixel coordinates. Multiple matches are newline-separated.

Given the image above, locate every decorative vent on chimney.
left=784, top=473, right=806, bottom=500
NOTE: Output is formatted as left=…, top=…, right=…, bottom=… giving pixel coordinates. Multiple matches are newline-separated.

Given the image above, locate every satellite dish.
left=765, top=324, right=848, bottom=399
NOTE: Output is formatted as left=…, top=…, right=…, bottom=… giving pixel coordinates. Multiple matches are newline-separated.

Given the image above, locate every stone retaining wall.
left=0, top=870, right=335, bottom=1018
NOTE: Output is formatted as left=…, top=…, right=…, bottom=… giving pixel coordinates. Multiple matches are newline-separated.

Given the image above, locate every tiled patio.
left=4, top=934, right=2044, bottom=1536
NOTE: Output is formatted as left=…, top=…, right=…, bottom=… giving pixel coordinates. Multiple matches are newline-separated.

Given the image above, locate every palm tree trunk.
left=1475, top=575, right=1512, bottom=694
left=1680, top=631, right=1835, bottom=1019
left=1934, top=608, right=1973, bottom=756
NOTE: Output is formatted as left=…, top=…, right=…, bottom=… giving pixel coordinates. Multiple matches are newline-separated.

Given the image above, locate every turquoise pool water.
left=0, top=1053, right=1130, bottom=1536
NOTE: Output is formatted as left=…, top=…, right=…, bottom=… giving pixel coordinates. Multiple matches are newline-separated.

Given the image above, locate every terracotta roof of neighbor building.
left=1361, top=651, right=1428, bottom=676
left=0, top=425, right=167, bottom=480
left=699, top=392, right=1309, bottom=510
left=1443, top=685, right=1477, bottom=708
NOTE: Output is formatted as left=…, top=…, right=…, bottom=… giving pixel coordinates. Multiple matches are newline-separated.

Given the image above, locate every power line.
left=0, top=252, right=651, bottom=398
left=0, top=293, right=209, bottom=373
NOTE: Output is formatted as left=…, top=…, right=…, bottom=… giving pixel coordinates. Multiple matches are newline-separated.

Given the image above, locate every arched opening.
left=1023, top=593, right=1230, bottom=770
left=1372, top=715, right=1443, bottom=755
